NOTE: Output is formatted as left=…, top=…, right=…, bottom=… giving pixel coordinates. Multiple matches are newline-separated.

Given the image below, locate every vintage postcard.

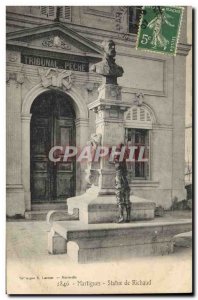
left=6, top=5, right=193, bottom=294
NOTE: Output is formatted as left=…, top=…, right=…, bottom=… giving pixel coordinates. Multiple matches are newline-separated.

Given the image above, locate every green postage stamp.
left=136, top=6, right=184, bottom=55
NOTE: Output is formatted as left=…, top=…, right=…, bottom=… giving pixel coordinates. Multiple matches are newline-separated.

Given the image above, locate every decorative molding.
left=153, top=124, right=173, bottom=131
left=6, top=22, right=103, bottom=56
left=20, top=64, right=102, bottom=85
left=122, top=86, right=166, bottom=98
left=118, top=55, right=167, bottom=97
left=114, top=6, right=129, bottom=41
left=83, top=7, right=115, bottom=19
left=6, top=64, right=101, bottom=90
left=42, top=35, right=71, bottom=50
left=58, top=23, right=191, bottom=56
left=86, top=82, right=100, bottom=92
left=21, top=113, right=32, bottom=122
left=75, top=118, right=89, bottom=127
left=130, top=180, right=160, bottom=188
left=6, top=71, right=25, bottom=87
left=22, top=82, right=88, bottom=119
left=133, top=92, right=144, bottom=106
left=6, top=50, right=20, bottom=63
left=6, top=184, right=24, bottom=191
left=6, top=12, right=192, bottom=56
left=89, top=98, right=131, bottom=113
left=38, top=68, right=72, bottom=90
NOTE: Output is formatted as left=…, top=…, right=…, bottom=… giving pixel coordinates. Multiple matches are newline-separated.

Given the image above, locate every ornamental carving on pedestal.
left=38, top=68, right=72, bottom=90
left=85, top=133, right=102, bottom=186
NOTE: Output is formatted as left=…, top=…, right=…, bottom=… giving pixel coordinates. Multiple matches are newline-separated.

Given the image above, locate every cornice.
left=6, top=12, right=192, bottom=56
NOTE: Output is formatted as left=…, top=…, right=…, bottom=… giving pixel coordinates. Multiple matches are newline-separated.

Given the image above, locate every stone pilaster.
left=21, top=113, right=32, bottom=211
left=75, top=118, right=89, bottom=194
left=172, top=55, right=187, bottom=202
left=6, top=73, right=25, bottom=216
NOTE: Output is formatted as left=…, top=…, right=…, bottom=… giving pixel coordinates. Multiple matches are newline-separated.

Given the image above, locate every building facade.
left=6, top=6, right=191, bottom=217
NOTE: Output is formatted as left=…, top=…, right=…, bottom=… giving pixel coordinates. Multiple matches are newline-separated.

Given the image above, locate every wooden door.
left=30, top=91, right=76, bottom=203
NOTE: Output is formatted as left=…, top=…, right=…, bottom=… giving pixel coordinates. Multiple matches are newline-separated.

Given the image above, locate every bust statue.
left=90, top=40, right=124, bottom=84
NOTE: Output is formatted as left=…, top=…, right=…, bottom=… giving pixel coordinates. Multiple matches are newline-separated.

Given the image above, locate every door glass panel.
left=61, top=127, right=70, bottom=147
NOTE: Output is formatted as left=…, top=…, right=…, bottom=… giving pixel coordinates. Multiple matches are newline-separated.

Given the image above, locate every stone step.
left=25, top=210, right=78, bottom=221
left=32, top=203, right=66, bottom=211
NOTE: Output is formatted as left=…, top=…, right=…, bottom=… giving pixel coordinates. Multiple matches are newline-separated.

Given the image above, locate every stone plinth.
left=66, top=187, right=155, bottom=224
left=48, top=219, right=192, bottom=263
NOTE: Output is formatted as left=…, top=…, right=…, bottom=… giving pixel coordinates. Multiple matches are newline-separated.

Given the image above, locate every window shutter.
left=132, top=108, right=137, bottom=121
left=58, top=7, right=64, bottom=19
left=64, top=6, right=71, bottom=21
left=59, top=6, right=71, bottom=21
left=40, top=6, right=56, bottom=18
left=48, top=6, right=55, bottom=17
left=41, top=6, right=47, bottom=15
left=146, top=112, right=151, bottom=122
left=140, top=108, right=145, bottom=121
left=126, top=111, right=131, bottom=121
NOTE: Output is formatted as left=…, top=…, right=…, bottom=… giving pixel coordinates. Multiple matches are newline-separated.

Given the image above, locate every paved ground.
left=6, top=213, right=193, bottom=294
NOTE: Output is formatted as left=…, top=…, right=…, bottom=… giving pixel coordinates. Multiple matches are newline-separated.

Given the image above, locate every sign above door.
left=21, top=54, right=89, bottom=72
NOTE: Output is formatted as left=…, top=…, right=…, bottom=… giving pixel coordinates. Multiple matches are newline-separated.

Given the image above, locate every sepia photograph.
left=6, top=4, right=193, bottom=295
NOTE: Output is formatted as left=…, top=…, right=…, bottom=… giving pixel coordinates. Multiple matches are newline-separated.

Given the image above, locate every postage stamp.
left=136, top=6, right=184, bottom=55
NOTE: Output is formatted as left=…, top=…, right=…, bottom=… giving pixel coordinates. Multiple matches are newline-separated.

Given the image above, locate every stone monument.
left=63, top=39, right=155, bottom=224
left=47, top=39, right=156, bottom=225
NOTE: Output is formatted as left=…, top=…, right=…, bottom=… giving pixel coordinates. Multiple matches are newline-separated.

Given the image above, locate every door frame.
left=21, top=84, right=89, bottom=211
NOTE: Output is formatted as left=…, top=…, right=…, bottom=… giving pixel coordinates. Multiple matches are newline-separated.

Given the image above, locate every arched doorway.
left=30, top=90, right=76, bottom=204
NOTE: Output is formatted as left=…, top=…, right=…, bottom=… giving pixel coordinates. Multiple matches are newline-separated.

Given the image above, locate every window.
left=124, top=105, right=154, bottom=180
left=40, top=6, right=71, bottom=21
left=124, top=106, right=152, bottom=129
left=125, top=128, right=150, bottom=180
left=128, top=6, right=142, bottom=34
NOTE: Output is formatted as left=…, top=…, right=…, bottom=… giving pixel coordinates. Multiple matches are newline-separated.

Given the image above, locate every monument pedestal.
left=66, top=187, right=155, bottom=224
left=47, top=186, right=156, bottom=225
